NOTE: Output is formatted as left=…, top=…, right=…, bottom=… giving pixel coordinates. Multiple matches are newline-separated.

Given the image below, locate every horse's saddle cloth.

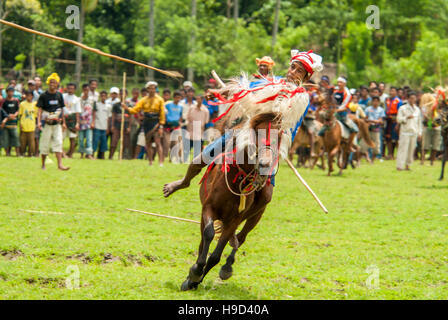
left=337, top=120, right=351, bottom=140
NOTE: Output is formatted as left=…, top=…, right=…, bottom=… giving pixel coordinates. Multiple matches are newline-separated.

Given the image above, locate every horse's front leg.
left=328, top=145, right=338, bottom=176
left=220, top=209, right=265, bottom=281
left=439, top=140, right=447, bottom=181
left=181, top=207, right=215, bottom=291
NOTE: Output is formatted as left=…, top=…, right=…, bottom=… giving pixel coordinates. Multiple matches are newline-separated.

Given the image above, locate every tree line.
left=0, top=0, right=447, bottom=89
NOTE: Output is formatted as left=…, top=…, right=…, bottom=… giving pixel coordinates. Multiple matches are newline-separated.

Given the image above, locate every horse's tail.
left=354, top=118, right=375, bottom=148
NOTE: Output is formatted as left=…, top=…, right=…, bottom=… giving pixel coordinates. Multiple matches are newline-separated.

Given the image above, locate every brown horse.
left=181, top=112, right=283, bottom=291
left=319, top=89, right=374, bottom=176
left=289, top=122, right=325, bottom=169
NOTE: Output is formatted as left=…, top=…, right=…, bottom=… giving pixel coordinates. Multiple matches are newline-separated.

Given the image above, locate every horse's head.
left=317, top=87, right=337, bottom=123
left=234, top=112, right=282, bottom=177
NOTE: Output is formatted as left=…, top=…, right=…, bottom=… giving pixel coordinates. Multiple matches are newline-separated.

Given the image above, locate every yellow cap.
left=46, top=73, right=60, bottom=85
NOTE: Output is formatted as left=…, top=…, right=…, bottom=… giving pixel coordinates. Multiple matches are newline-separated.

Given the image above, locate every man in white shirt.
left=63, top=83, right=81, bottom=158
left=396, top=92, right=423, bottom=171
left=88, top=79, right=99, bottom=103
left=92, top=91, right=112, bottom=159
left=179, top=87, right=197, bottom=128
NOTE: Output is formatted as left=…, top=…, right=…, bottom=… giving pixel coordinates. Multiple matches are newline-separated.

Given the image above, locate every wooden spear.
left=126, top=209, right=200, bottom=224
left=0, top=19, right=182, bottom=79
left=285, top=158, right=328, bottom=213
left=119, top=72, right=126, bottom=161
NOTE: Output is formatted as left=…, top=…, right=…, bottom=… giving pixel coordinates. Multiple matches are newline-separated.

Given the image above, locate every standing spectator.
left=183, top=81, right=193, bottom=92
left=369, top=81, right=378, bottom=89
left=163, top=89, right=172, bottom=103
left=18, top=91, right=38, bottom=157
left=358, top=86, right=371, bottom=110
left=203, top=85, right=219, bottom=129
left=110, top=89, right=133, bottom=160
left=36, top=73, right=69, bottom=170
left=79, top=84, right=94, bottom=159
left=163, top=91, right=183, bottom=160
left=63, top=83, right=81, bottom=158
left=106, top=87, right=120, bottom=151
left=365, top=96, right=386, bottom=162
left=0, top=108, right=9, bottom=155
left=26, top=80, right=39, bottom=102
left=2, top=80, right=22, bottom=100
left=385, top=87, right=402, bottom=160
left=106, top=87, right=120, bottom=105
left=88, top=79, right=99, bottom=103
left=1, top=87, right=20, bottom=156
left=397, top=88, right=405, bottom=101
left=141, top=87, right=148, bottom=98
left=396, top=92, right=422, bottom=171
left=127, top=88, right=140, bottom=157
left=122, top=81, right=165, bottom=166
left=180, top=88, right=197, bottom=128
left=185, top=96, right=209, bottom=162
left=92, top=91, right=111, bottom=160
left=33, top=76, right=43, bottom=101
left=379, top=82, right=388, bottom=103
left=369, top=87, right=383, bottom=107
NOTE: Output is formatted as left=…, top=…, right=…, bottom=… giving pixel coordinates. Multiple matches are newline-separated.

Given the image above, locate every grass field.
left=0, top=155, right=447, bottom=300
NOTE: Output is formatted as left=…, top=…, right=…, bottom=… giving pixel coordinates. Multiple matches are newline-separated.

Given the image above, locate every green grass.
left=0, top=155, right=447, bottom=300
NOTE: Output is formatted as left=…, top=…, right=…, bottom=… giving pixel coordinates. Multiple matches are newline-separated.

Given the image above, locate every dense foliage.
left=1, top=0, right=447, bottom=89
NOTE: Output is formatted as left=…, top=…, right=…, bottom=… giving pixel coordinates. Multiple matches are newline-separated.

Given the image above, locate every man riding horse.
left=318, top=76, right=358, bottom=148
left=163, top=50, right=324, bottom=198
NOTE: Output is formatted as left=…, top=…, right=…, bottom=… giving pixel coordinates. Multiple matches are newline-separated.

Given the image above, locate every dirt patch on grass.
left=102, top=253, right=121, bottom=264
left=0, top=249, right=24, bottom=261
left=123, top=254, right=142, bottom=266
left=25, top=277, right=66, bottom=288
left=66, top=253, right=92, bottom=264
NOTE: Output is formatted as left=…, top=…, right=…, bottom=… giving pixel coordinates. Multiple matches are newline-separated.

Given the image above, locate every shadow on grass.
left=419, top=184, right=448, bottom=190
left=164, top=279, right=260, bottom=300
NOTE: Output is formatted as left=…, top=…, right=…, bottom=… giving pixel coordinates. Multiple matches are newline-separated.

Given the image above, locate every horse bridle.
left=223, top=122, right=280, bottom=197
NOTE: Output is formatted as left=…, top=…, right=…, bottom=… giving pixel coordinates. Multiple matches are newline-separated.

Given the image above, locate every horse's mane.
left=250, top=112, right=282, bottom=129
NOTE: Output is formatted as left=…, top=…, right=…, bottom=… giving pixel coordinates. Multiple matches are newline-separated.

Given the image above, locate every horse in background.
left=289, top=122, right=325, bottom=169
left=318, top=88, right=375, bottom=176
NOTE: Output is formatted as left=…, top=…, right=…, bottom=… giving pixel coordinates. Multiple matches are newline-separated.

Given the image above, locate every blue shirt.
left=365, top=106, right=386, bottom=121
left=359, top=97, right=371, bottom=109
left=203, top=98, right=219, bottom=129
left=2, top=89, right=22, bottom=101
left=165, top=102, right=183, bottom=125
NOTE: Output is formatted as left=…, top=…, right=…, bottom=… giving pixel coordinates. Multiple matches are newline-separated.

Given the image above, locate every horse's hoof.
left=219, top=267, right=233, bottom=281
left=181, top=278, right=198, bottom=291
left=189, top=264, right=203, bottom=283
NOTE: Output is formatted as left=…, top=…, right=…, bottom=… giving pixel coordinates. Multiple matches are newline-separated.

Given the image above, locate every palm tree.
left=74, top=0, right=98, bottom=85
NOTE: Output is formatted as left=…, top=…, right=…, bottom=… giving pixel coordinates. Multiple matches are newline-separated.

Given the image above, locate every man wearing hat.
left=183, top=81, right=193, bottom=91
left=122, top=81, right=165, bottom=166
left=254, top=56, right=275, bottom=79
left=36, top=73, right=69, bottom=170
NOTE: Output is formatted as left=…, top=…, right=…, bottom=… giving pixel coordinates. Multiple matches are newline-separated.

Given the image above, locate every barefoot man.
left=163, top=50, right=323, bottom=198
left=36, top=73, right=70, bottom=170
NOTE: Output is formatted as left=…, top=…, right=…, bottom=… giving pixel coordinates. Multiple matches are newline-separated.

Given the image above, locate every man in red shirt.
left=385, top=87, right=403, bottom=159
